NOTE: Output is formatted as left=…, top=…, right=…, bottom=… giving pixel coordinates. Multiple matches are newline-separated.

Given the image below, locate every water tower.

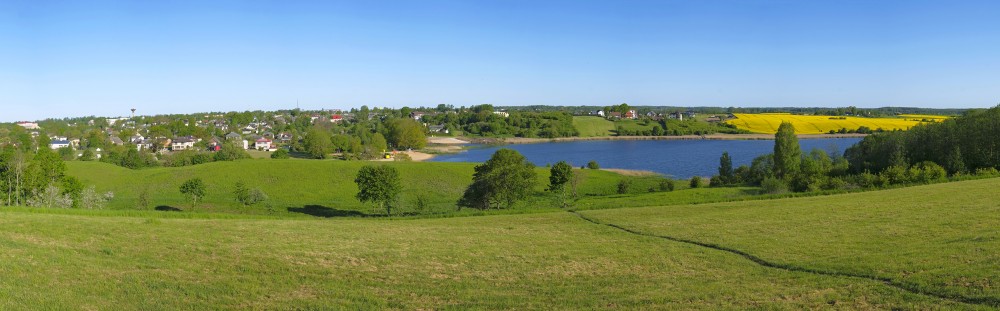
left=131, top=108, right=136, bottom=118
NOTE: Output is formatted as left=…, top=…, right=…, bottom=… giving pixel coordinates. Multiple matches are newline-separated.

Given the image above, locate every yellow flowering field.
left=726, top=113, right=947, bottom=134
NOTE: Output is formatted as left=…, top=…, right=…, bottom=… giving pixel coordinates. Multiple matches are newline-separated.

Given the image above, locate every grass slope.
left=0, top=209, right=964, bottom=309
left=581, top=177, right=1000, bottom=305
left=573, top=116, right=616, bottom=137
left=65, top=160, right=650, bottom=216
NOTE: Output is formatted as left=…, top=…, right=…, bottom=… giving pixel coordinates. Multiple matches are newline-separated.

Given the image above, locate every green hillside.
left=65, top=160, right=665, bottom=216
left=573, top=116, right=616, bottom=137
left=1, top=177, right=997, bottom=308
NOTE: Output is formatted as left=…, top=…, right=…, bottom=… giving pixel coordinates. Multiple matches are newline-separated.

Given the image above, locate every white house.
left=49, top=140, right=71, bottom=150
left=16, top=122, right=40, bottom=130
left=171, top=137, right=196, bottom=151
left=255, top=138, right=272, bottom=151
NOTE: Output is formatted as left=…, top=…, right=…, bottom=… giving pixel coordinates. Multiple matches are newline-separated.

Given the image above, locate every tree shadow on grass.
left=154, top=205, right=182, bottom=212
left=288, top=205, right=367, bottom=218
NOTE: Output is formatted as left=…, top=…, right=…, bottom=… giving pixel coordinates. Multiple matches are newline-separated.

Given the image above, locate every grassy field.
left=726, top=113, right=947, bottom=134
left=580, top=178, right=1000, bottom=306
left=5, top=181, right=994, bottom=309
left=65, top=160, right=666, bottom=216
left=572, top=116, right=616, bottom=137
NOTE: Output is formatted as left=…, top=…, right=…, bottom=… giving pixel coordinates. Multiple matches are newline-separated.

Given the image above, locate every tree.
left=718, top=152, right=734, bottom=184
left=303, top=127, right=332, bottom=159
left=386, top=118, right=427, bottom=150
left=214, top=142, right=250, bottom=161
left=586, top=160, right=600, bottom=169
left=354, top=165, right=402, bottom=216
left=457, top=149, right=537, bottom=210
left=179, top=178, right=206, bottom=208
left=689, top=176, right=703, bottom=188
left=79, top=149, right=95, bottom=161
left=548, top=161, right=573, bottom=191
left=772, top=122, right=801, bottom=179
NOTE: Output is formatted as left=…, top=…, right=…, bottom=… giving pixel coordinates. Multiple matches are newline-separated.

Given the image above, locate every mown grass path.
left=570, top=210, right=1000, bottom=308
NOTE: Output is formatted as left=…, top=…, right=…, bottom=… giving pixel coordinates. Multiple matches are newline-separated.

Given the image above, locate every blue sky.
left=2, top=0, right=999, bottom=122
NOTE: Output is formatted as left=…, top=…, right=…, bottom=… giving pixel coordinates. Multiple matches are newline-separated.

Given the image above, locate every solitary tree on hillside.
left=354, top=165, right=402, bottom=216
left=458, top=149, right=537, bottom=210
left=179, top=178, right=206, bottom=208
left=548, top=161, right=573, bottom=191
left=772, top=122, right=801, bottom=179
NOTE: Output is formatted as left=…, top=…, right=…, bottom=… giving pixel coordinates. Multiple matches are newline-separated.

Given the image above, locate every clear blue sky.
left=2, top=0, right=999, bottom=122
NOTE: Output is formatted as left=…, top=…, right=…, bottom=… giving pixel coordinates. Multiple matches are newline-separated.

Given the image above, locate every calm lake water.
left=429, top=138, right=863, bottom=179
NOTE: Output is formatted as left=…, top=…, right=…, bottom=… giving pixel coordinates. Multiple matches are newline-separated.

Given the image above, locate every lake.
left=428, top=138, right=863, bottom=179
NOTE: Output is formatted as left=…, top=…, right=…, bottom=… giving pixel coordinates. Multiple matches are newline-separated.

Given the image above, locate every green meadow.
left=1, top=160, right=996, bottom=309
left=572, top=116, right=616, bottom=137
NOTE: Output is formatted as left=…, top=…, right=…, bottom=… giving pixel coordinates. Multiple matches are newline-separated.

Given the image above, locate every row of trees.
left=712, top=107, right=1000, bottom=193
left=302, top=118, right=427, bottom=160
left=422, top=105, right=578, bottom=138
left=0, top=136, right=113, bottom=208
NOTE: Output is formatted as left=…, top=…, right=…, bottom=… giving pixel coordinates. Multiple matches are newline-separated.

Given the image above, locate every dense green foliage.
left=548, top=161, right=573, bottom=191
left=846, top=106, right=1000, bottom=175
left=423, top=105, right=578, bottom=138
left=772, top=122, right=801, bottom=179
left=458, top=149, right=538, bottom=210
left=354, top=165, right=402, bottom=216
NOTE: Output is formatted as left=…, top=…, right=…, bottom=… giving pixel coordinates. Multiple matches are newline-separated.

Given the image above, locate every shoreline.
left=469, top=133, right=867, bottom=145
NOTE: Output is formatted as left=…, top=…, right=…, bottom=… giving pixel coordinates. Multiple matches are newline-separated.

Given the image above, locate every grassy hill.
left=573, top=116, right=616, bottom=137
left=65, top=160, right=667, bottom=216
left=2, top=176, right=998, bottom=308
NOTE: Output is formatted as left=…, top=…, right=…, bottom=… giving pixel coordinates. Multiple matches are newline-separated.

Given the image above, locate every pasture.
left=4, top=177, right=999, bottom=308
left=572, top=116, right=616, bottom=137
left=726, top=113, right=947, bottom=134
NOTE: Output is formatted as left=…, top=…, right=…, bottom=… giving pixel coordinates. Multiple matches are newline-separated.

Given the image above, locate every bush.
left=975, top=167, right=1000, bottom=177
left=270, top=149, right=290, bottom=159
left=689, top=176, right=703, bottom=188
left=587, top=160, right=600, bottom=170
left=855, top=171, right=888, bottom=189
left=760, top=177, right=788, bottom=194
left=394, top=153, right=412, bottom=162
left=234, top=182, right=268, bottom=206
left=658, top=179, right=675, bottom=192
left=822, top=177, right=849, bottom=191
left=908, top=161, right=947, bottom=184
left=616, top=179, right=632, bottom=194
left=709, top=175, right=725, bottom=187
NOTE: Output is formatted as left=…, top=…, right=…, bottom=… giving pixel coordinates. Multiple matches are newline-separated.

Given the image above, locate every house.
left=330, top=114, right=343, bottom=123
left=254, top=138, right=272, bottom=151
left=624, top=110, right=638, bottom=119
left=49, top=140, right=71, bottom=150
left=171, top=137, right=196, bottom=151
left=225, top=132, right=242, bottom=141
left=109, top=136, right=124, bottom=146
left=278, top=133, right=293, bottom=144
left=241, top=125, right=256, bottom=135
left=608, top=112, right=622, bottom=119
left=685, top=110, right=697, bottom=119
left=705, top=116, right=722, bottom=123
left=410, top=112, right=425, bottom=121
left=260, top=131, right=274, bottom=139
left=16, top=122, right=40, bottom=130
left=129, top=135, right=145, bottom=144
left=428, top=124, right=449, bottom=134
left=493, top=111, right=510, bottom=118
left=596, top=110, right=605, bottom=117
left=136, top=139, right=154, bottom=151
left=668, top=111, right=684, bottom=121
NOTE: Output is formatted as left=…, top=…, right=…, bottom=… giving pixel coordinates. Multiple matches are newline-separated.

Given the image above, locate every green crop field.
left=573, top=116, right=616, bottom=137
left=1, top=171, right=997, bottom=308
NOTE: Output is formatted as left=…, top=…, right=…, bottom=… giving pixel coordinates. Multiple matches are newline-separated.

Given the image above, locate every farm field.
left=4, top=177, right=1000, bottom=308
left=572, top=116, right=616, bottom=137
left=726, top=113, right=946, bottom=134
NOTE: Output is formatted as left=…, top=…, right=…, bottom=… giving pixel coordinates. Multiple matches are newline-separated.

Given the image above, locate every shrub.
left=689, top=176, right=703, bottom=188
left=880, top=165, right=909, bottom=185
left=908, top=161, right=947, bottom=184
left=587, top=160, right=600, bottom=170
left=270, top=149, right=290, bottom=159
left=975, top=167, right=1000, bottom=177
left=760, top=177, right=788, bottom=194
left=709, top=175, right=725, bottom=187
left=394, top=153, right=412, bottom=161
left=616, top=179, right=632, bottom=194
left=658, top=179, right=675, bottom=192
left=822, top=177, right=849, bottom=191
left=234, top=182, right=268, bottom=206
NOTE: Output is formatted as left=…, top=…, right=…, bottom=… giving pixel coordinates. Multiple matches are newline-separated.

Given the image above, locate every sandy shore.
left=489, top=133, right=867, bottom=144
left=427, top=137, right=471, bottom=145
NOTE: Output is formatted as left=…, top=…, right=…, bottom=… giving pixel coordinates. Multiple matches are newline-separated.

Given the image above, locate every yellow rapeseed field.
left=726, top=113, right=948, bottom=134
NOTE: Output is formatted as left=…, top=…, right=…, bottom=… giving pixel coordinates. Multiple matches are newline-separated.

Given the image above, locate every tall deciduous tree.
left=458, top=149, right=537, bottom=210
left=354, top=165, right=402, bottom=216
left=303, top=127, right=331, bottom=159
left=386, top=118, right=427, bottom=150
left=548, top=161, right=573, bottom=191
left=772, top=122, right=801, bottom=179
